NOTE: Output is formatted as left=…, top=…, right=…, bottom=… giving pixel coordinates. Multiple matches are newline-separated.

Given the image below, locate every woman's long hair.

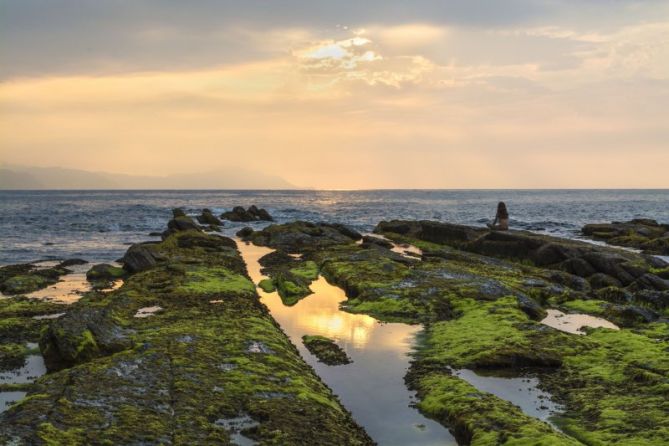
left=497, top=202, right=509, bottom=219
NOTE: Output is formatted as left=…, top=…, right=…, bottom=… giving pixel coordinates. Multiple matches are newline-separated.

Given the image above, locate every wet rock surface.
left=583, top=218, right=669, bottom=254
left=0, top=221, right=373, bottom=445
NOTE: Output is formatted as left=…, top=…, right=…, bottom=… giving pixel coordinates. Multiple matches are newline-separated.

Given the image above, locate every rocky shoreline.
left=1, top=213, right=668, bottom=445
left=582, top=218, right=669, bottom=255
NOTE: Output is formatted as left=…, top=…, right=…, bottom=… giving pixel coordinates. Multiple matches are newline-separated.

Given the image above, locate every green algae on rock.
left=0, top=222, right=373, bottom=445
left=302, top=335, right=352, bottom=366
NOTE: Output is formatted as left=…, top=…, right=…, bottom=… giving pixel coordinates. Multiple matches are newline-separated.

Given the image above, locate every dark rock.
left=544, top=271, right=590, bottom=292
left=604, top=304, right=658, bottom=327
left=561, top=258, right=596, bottom=278
left=631, top=290, right=669, bottom=309
left=40, top=307, right=134, bottom=371
left=516, top=295, right=547, bottom=320
left=582, top=219, right=669, bottom=254
left=259, top=251, right=298, bottom=270
left=595, top=286, right=634, bottom=304
left=361, top=235, right=394, bottom=249
left=643, top=254, right=669, bottom=269
left=86, top=263, right=126, bottom=282
left=176, top=233, right=237, bottom=251
left=121, top=243, right=160, bottom=273
left=167, top=215, right=200, bottom=232
left=172, top=208, right=186, bottom=218
left=196, top=208, right=222, bottom=226
left=236, top=227, right=254, bottom=238
left=221, top=205, right=273, bottom=222
left=320, top=223, right=363, bottom=241
left=629, top=274, right=669, bottom=292
left=589, top=273, right=623, bottom=290
left=249, top=221, right=360, bottom=252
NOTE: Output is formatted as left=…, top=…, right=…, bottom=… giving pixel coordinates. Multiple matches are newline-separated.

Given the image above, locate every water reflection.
left=452, top=369, right=562, bottom=424
left=237, top=241, right=456, bottom=446
left=25, top=263, right=122, bottom=304
left=541, top=309, right=619, bottom=335
left=0, top=353, right=47, bottom=414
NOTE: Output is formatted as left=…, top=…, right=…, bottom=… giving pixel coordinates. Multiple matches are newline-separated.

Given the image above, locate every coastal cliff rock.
left=582, top=218, right=669, bottom=254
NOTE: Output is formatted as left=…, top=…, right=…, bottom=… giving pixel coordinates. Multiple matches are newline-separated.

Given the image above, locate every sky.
left=0, top=0, right=668, bottom=189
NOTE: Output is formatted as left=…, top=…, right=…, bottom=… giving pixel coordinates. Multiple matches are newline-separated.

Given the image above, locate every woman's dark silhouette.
left=487, top=202, right=509, bottom=230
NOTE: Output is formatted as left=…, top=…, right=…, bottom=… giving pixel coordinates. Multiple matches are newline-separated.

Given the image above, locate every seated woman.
left=487, top=202, right=509, bottom=230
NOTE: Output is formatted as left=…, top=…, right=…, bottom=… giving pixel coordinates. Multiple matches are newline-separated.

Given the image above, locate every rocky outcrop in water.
left=221, top=205, right=273, bottom=222
left=196, top=208, right=223, bottom=226
left=582, top=219, right=669, bottom=254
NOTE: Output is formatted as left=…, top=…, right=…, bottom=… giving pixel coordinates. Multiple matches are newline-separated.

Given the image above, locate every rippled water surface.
left=1, top=189, right=668, bottom=264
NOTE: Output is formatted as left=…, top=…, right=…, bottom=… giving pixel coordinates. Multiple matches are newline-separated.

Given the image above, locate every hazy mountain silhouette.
left=0, top=165, right=296, bottom=190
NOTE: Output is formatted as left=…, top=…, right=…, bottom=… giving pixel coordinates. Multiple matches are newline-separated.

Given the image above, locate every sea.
left=1, top=189, right=667, bottom=265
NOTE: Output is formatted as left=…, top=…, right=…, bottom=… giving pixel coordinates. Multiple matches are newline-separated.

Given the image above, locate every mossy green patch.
left=177, top=266, right=255, bottom=295
left=290, top=261, right=319, bottom=281
left=414, top=372, right=579, bottom=446
left=258, top=278, right=276, bottom=293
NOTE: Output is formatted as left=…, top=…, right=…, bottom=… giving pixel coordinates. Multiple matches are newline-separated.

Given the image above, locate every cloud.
left=1, top=2, right=668, bottom=188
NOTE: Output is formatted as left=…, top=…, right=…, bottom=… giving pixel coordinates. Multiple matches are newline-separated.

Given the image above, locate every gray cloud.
left=1, top=0, right=666, bottom=78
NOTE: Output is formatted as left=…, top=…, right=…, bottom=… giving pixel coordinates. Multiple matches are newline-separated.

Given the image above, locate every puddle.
left=134, top=306, right=163, bottom=318
left=370, top=234, right=423, bottom=259
left=32, top=313, right=66, bottom=320
left=22, top=262, right=124, bottom=304
left=237, top=241, right=455, bottom=446
left=0, top=391, right=27, bottom=414
left=541, top=309, right=619, bottom=335
left=0, top=355, right=47, bottom=385
left=452, top=369, right=562, bottom=424
left=215, top=414, right=259, bottom=446
left=0, top=353, right=47, bottom=414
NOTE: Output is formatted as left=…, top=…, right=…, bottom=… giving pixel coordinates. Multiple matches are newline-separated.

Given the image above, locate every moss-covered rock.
left=0, top=263, right=71, bottom=295
left=302, top=335, right=352, bottom=366
left=0, top=226, right=373, bottom=445
left=86, top=263, right=126, bottom=289
left=583, top=219, right=669, bottom=255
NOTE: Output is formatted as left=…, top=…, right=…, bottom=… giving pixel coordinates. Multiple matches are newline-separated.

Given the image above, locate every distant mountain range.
left=0, top=165, right=296, bottom=190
